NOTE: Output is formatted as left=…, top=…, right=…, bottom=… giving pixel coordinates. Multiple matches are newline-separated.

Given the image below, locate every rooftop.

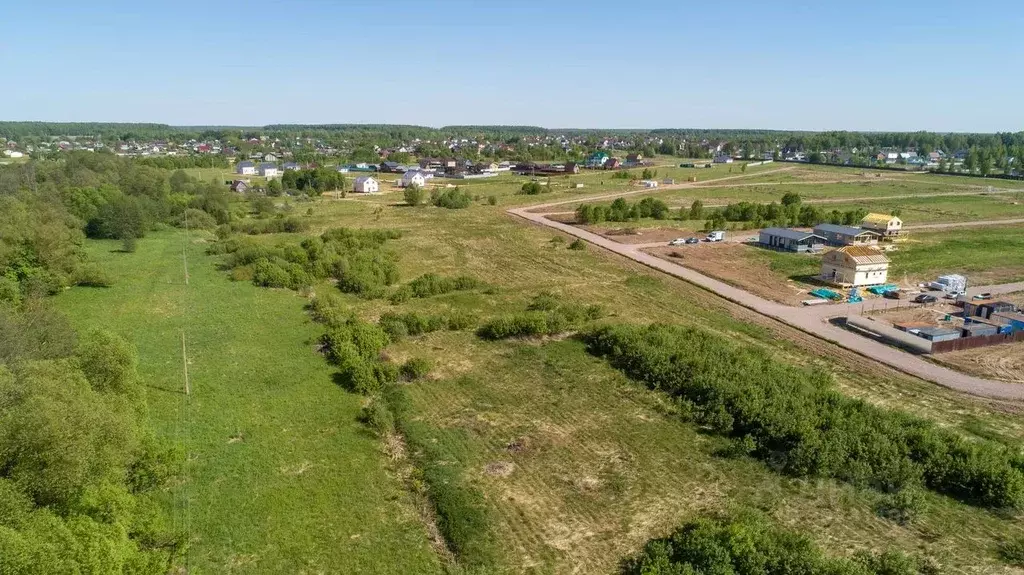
left=835, top=245, right=890, bottom=264
left=761, top=227, right=824, bottom=241
left=814, top=223, right=878, bottom=236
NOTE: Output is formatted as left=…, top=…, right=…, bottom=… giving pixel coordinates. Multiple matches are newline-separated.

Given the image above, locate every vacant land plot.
left=890, top=224, right=1024, bottom=285
left=824, top=193, right=1024, bottom=224
left=57, top=232, right=443, bottom=574
left=935, top=342, right=1024, bottom=385
left=306, top=193, right=1024, bottom=572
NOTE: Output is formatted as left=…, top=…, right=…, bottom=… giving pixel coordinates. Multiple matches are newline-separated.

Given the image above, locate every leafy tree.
left=403, top=185, right=424, bottom=206
left=688, top=200, right=704, bottom=220
left=781, top=192, right=802, bottom=207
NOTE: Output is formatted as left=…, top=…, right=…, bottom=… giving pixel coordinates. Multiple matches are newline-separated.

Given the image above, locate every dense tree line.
left=622, top=513, right=932, bottom=575
left=582, top=323, right=1024, bottom=509
left=575, top=197, right=671, bottom=224
left=477, top=293, right=603, bottom=340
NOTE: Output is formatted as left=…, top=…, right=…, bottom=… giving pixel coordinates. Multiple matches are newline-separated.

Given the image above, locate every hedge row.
left=477, top=294, right=603, bottom=340
left=622, top=513, right=932, bottom=575
left=378, top=310, right=477, bottom=341
left=389, top=273, right=483, bottom=303
left=227, top=215, right=309, bottom=235
left=381, top=385, right=498, bottom=568
left=582, top=323, right=1024, bottom=509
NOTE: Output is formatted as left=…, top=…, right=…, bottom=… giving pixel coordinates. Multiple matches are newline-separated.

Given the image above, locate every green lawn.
left=56, top=231, right=442, bottom=575
left=892, top=224, right=1024, bottom=284
left=815, top=193, right=1024, bottom=224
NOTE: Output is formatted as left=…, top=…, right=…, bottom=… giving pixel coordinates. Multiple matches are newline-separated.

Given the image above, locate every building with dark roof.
left=758, top=228, right=826, bottom=252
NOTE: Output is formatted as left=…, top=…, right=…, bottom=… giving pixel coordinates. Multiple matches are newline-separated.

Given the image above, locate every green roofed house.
left=586, top=151, right=609, bottom=168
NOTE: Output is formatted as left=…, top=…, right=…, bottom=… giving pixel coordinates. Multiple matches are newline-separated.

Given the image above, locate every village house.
left=821, top=246, right=890, bottom=286
left=258, top=162, right=279, bottom=178
left=400, top=169, right=428, bottom=188
left=860, top=213, right=903, bottom=237
left=264, top=153, right=278, bottom=162
left=813, top=223, right=881, bottom=247
left=282, top=162, right=301, bottom=171
left=586, top=151, right=609, bottom=168
left=604, top=157, right=622, bottom=169
left=758, top=228, right=826, bottom=252
left=625, top=153, right=643, bottom=167
left=236, top=160, right=256, bottom=176
left=713, top=154, right=734, bottom=163
left=229, top=180, right=249, bottom=194
left=352, top=176, right=379, bottom=193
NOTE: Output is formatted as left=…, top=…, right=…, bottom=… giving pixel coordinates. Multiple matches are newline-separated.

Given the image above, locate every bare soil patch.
left=643, top=243, right=817, bottom=306
left=935, top=343, right=1024, bottom=385
left=589, top=226, right=699, bottom=245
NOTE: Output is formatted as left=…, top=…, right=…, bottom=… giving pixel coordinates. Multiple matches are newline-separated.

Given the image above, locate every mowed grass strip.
left=56, top=231, right=442, bottom=575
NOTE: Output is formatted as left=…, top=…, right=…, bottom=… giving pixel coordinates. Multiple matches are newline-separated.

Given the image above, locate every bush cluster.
left=400, top=357, right=432, bottom=380
left=582, top=323, right=1024, bottom=509
left=519, top=181, right=548, bottom=195
left=228, top=216, right=309, bottom=235
left=216, top=227, right=401, bottom=295
left=407, top=273, right=481, bottom=298
left=622, top=514, right=930, bottom=575
left=430, top=187, right=472, bottom=209
left=576, top=197, right=670, bottom=224
left=378, top=310, right=477, bottom=341
left=477, top=293, right=602, bottom=340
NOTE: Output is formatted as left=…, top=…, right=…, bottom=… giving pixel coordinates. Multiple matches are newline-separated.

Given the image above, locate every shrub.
left=432, top=188, right=472, bottom=209
left=519, top=181, right=545, bottom=195
left=358, top=398, right=395, bottom=435
left=876, top=487, right=925, bottom=525
left=582, top=323, right=1024, bottom=509
left=252, top=259, right=292, bottom=288
left=400, top=357, right=432, bottom=380
left=622, top=513, right=923, bottom=575
left=445, top=309, right=478, bottom=331
left=179, top=208, right=217, bottom=230
left=0, top=277, right=21, bottom=306
left=406, top=273, right=481, bottom=298
left=73, top=264, right=113, bottom=288
left=568, top=238, right=586, bottom=251
left=487, top=195, right=497, bottom=205
left=121, top=235, right=138, bottom=253
left=998, top=537, right=1024, bottom=566
left=388, top=285, right=413, bottom=305
left=403, top=185, right=424, bottom=206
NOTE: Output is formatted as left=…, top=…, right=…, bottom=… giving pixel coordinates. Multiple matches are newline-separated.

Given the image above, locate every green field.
left=56, top=231, right=443, bottom=574
left=814, top=193, right=1024, bottom=224
left=891, top=224, right=1024, bottom=284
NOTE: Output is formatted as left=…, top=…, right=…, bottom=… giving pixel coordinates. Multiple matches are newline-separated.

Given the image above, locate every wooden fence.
left=931, top=331, right=1024, bottom=353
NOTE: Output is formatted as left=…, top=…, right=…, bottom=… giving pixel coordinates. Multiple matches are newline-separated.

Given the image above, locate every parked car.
left=668, top=238, right=687, bottom=246
left=684, top=237, right=700, bottom=244
left=883, top=290, right=902, bottom=300
left=914, top=294, right=938, bottom=304
left=973, top=292, right=992, bottom=300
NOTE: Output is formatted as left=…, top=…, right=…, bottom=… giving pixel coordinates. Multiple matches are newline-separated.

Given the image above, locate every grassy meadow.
left=56, top=231, right=443, bottom=575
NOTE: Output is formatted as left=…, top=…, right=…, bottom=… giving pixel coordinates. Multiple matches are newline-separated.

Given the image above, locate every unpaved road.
left=508, top=204, right=1024, bottom=400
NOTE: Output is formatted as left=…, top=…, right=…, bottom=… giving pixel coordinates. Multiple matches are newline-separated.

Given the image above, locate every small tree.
left=688, top=200, right=704, bottom=220
left=403, top=184, right=424, bottom=206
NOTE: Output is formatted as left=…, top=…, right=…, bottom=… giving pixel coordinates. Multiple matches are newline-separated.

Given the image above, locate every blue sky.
left=2, top=0, right=1022, bottom=131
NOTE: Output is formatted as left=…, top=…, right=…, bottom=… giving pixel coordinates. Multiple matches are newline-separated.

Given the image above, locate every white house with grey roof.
left=237, top=160, right=256, bottom=175
left=353, top=176, right=379, bottom=193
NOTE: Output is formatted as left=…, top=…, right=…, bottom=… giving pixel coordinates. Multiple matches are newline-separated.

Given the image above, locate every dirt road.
left=507, top=204, right=1024, bottom=400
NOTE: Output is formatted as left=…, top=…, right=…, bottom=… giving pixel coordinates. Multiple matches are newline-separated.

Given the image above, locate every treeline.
left=622, top=513, right=932, bottom=575
left=1, top=152, right=237, bottom=256
left=582, top=323, right=1024, bottom=509
left=705, top=194, right=869, bottom=229
left=0, top=153, right=184, bottom=572
left=575, top=197, right=671, bottom=224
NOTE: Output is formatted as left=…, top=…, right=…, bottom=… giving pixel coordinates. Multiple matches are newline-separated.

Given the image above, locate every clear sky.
left=2, top=0, right=1022, bottom=132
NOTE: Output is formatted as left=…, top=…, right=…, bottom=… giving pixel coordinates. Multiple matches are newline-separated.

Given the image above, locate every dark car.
left=914, top=294, right=938, bottom=304
left=684, top=237, right=700, bottom=244
left=882, top=290, right=902, bottom=300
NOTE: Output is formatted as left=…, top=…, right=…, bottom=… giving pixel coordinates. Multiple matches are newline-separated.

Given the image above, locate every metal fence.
left=931, top=331, right=1024, bottom=353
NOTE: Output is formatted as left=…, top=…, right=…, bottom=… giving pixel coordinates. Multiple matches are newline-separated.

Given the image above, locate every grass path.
left=56, top=230, right=442, bottom=574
